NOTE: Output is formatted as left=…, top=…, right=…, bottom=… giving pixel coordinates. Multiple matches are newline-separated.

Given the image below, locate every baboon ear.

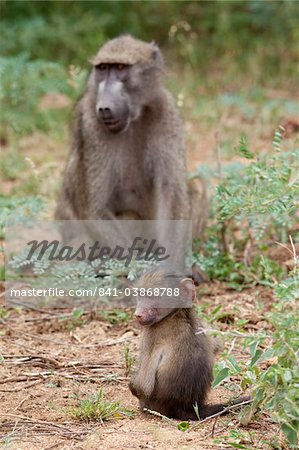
left=151, top=43, right=164, bottom=68
left=180, top=278, right=196, bottom=302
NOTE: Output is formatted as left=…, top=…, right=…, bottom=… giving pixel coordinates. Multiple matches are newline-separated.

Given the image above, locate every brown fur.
left=90, top=35, right=160, bottom=66
left=129, top=269, right=249, bottom=420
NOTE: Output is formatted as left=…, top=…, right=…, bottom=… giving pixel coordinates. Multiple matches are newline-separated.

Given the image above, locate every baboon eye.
left=115, top=64, right=125, bottom=71
left=97, top=64, right=107, bottom=71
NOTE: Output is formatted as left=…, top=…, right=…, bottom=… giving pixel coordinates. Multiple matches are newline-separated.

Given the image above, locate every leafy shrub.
left=215, top=132, right=298, bottom=240
left=194, top=129, right=299, bottom=288
left=193, top=130, right=299, bottom=447
left=0, top=196, right=43, bottom=237
left=212, top=264, right=299, bottom=447
left=9, top=250, right=158, bottom=297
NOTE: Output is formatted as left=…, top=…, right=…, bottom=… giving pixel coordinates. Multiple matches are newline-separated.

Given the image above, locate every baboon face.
left=134, top=292, right=176, bottom=326
left=133, top=272, right=195, bottom=326
left=94, top=63, right=133, bottom=133
left=90, top=36, right=164, bottom=134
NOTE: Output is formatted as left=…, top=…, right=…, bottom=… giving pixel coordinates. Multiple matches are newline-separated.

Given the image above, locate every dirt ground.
left=0, top=281, right=282, bottom=450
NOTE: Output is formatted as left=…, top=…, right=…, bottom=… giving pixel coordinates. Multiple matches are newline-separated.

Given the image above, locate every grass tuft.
left=71, top=388, right=133, bottom=423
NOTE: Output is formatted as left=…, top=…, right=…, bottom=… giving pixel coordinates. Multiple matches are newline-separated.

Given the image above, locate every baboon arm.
left=151, top=120, right=188, bottom=221
left=153, top=155, right=187, bottom=221
left=132, top=348, right=163, bottom=398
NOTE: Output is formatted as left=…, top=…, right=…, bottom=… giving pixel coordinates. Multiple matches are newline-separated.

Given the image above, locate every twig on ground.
left=2, top=355, right=118, bottom=370
left=196, top=327, right=268, bottom=339
left=13, top=394, right=32, bottom=411
left=143, top=408, right=177, bottom=425
left=211, top=415, right=218, bottom=438
left=0, top=369, right=122, bottom=384
left=227, top=337, right=237, bottom=355
left=5, top=301, right=57, bottom=314
left=0, top=414, right=94, bottom=440
left=4, top=326, right=133, bottom=348
left=186, top=398, right=252, bottom=432
left=0, top=379, right=43, bottom=392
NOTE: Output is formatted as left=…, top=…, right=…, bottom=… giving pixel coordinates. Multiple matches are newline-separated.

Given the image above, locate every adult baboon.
left=55, top=35, right=206, bottom=236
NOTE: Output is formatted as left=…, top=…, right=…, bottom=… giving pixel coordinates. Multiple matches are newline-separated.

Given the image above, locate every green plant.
left=194, top=236, right=285, bottom=290
left=123, top=343, right=135, bottom=377
left=192, top=130, right=299, bottom=447
left=215, top=130, right=298, bottom=241
left=194, top=129, right=298, bottom=289
left=60, top=307, right=85, bottom=331
left=213, top=428, right=256, bottom=449
left=8, top=250, right=158, bottom=297
left=101, top=309, right=132, bottom=325
left=71, top=388, right=133, bottom=422
left=0, top=147, right=28, bottom=181
left=0, top=195, right=43, bottom=237
left=251, top=266, right=299, bottom=446
left=212, top=262, right=299, bottom=447
left=0, top=307, right=9, bottom=320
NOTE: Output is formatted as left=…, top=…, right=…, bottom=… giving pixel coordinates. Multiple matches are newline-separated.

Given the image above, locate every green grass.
left=123, top=343, right=135, bottom=377
left=0, top=307, right=8, bottom=320
left=71, top=388, right=133, bottom=422
left=0, top=147, right=28, bottom=181
left=100, top=309, right=132, bottom=325
left=59, top=308, right=86, bottom=331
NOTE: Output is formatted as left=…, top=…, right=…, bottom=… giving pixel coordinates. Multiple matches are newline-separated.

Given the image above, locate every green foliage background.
left=1, top=0, right=298, bottom=79
left=1, top=0, right=298, bottom=140
left=1, top=0, right=298, bottom=138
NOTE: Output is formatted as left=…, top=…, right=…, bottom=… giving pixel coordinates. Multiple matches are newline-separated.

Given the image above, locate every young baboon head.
left=90, top=35, right=164, bottom=134
left=133, top=269, right=195, bottom=326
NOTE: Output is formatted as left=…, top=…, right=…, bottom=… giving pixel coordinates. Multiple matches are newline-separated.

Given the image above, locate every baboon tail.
left=188, top=175, right=209, bottom=237
left=198, top=396, right=251, bottom=419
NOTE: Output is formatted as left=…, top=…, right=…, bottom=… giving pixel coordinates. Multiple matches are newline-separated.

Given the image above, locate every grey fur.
left=55, top=36, right=205, bottom=235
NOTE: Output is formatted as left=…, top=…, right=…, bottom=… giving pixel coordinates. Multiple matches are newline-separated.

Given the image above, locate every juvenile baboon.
left=129, top=269, right=250, bottom=420
left=55, top=35, right=206, bottom=236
